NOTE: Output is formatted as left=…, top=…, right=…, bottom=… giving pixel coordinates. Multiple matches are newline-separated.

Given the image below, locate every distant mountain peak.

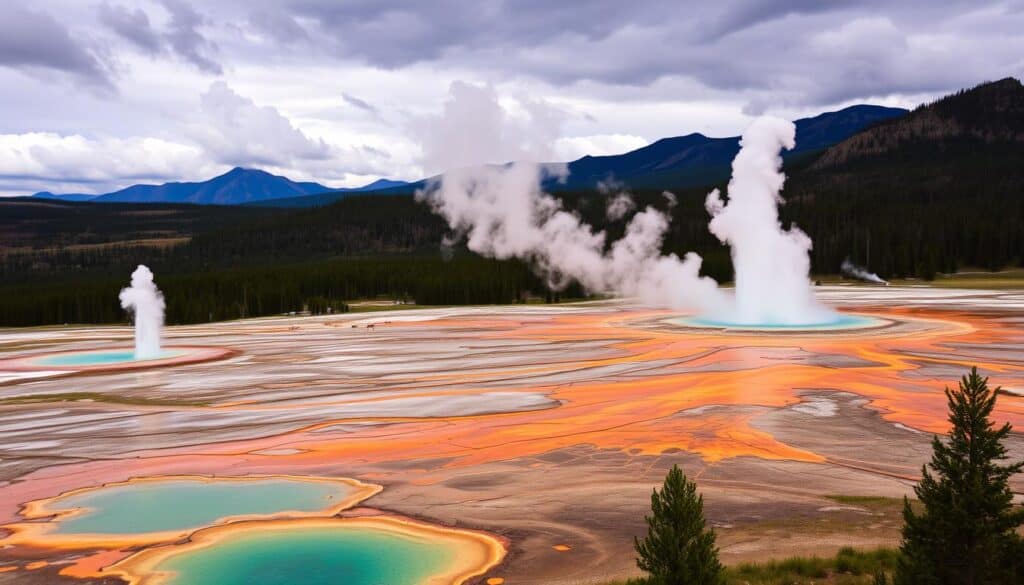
left=361, top=178, right=409, bottom=189
left=80, top=167, right=334, bottom=205
left=222, top=166, right=273, bottom=177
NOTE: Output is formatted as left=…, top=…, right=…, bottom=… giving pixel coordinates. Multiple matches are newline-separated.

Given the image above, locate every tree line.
left=0, top=255, right=556, bottom=326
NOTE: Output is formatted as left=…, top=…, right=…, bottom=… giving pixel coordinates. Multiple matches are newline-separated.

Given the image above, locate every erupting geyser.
left=704, top=117, right=836, bottom=325
left=3, top=265, right=231, bottom=372
left=417, top=83, right=857, bottom=328
left=119, top=265, right=165, bottom=360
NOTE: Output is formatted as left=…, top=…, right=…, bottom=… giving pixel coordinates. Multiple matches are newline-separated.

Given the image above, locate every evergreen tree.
left=635, top=465, right=725, bottom=585
left=895, top=367, right=1024, bottom=585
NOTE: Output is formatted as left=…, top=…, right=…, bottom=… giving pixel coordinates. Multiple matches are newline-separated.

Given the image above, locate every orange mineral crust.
left=3, top=304, right=1023, bottom=514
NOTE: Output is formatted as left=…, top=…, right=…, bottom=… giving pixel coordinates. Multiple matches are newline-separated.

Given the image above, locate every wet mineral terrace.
left=1, top=285, right=1022, bottom=584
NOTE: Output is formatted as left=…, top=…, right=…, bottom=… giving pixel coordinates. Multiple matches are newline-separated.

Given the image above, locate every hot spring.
left=0, top=265, right=236, bottom=373
left=31, top=348, right=186, bottom=367
left=110, top=519, right=500, bottom=585
left=670, top=312, right=886, bottom=332
left=5, top=476, right=381, bottom=548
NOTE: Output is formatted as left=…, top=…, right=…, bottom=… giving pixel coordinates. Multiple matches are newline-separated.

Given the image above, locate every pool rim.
left=0, top=345, right=239, bottom=374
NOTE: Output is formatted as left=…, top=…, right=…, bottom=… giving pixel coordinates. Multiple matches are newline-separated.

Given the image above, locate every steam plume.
left=704, top=117, right=834, bottom=324
left=605, top=192, right=636, bottom=221
left=119, top=264, right=165, bottom=359
left=417, top=83, right=832, bottom=324
left=841, top=258, right=889, bottom=285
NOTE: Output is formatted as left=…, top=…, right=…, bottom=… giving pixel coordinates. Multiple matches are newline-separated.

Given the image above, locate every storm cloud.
left=256, top=0, right=1020, bottom=104
left=99, top=0, right=223, bottom=73
left=1, top=4, right=113, bottom=89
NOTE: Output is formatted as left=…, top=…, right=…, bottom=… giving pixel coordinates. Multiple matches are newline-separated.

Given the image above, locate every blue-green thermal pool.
left=669, top=313, right=884, bottom=331
left=51, top=478, right=359, bottom=535
left=33, top=349, right=185, bottom=367
left=151, top=525, right=461, bottom=585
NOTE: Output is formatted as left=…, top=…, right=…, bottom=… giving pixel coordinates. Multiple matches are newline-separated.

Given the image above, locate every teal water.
left=34, top=349, right=184, bottom=366
left=154, top=526, right=460, bottom=585
left=53, top=478, right=358, bottom=535
left=671, top=313, right=882, bottom=331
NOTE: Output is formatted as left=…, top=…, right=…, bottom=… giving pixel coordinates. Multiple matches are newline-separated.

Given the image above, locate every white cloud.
left=191, top=81, right=397, bottom=182
left=191, top=80, right=331, bottom=167
left=0, top=132, right=211, bottom=195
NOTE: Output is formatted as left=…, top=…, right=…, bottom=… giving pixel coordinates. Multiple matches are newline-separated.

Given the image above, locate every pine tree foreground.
left=634, top=465, right=725, bottom=585
left=895, top=367, right=1024, bottom=585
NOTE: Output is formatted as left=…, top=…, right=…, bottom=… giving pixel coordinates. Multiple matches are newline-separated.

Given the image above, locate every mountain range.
left=32, top=169, right=409, bottom=206
left=552, top=104, right=906, bottom=192
left=31, top=104, right=907, bottom=207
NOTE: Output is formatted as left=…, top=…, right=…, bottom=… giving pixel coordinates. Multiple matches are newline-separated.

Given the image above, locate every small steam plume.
left=599, top=179, right=634, bottom=220
left=417, top=83, right=831, bottom=323
left=841, top=258, right=889, bottom=285
left=704, top=117, right=835, bottom=324
left=605, top=192, right=636, bottom=221
left=119, top=265, right=165, bottom=359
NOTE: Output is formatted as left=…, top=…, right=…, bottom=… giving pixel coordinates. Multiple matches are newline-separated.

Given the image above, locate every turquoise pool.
left=669, top=313, right=884, bottom=331
left=51, top=478, right=360, bottom=535
left=33, top=349, right=185, bottom=367
left=151, top=524, right=461, bottom=585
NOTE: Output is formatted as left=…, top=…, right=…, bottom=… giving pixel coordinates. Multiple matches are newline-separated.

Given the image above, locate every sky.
left=0, top=0, right=1021, bottom=196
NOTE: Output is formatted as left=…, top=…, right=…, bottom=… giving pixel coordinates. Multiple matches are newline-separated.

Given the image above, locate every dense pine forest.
left=1, top=79, right=1021, bottom=326
left=0, top=255, right=552, bottom=326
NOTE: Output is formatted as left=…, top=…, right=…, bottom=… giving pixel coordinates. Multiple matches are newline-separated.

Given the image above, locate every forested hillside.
left=788, top=78, right=1024, bottom=276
